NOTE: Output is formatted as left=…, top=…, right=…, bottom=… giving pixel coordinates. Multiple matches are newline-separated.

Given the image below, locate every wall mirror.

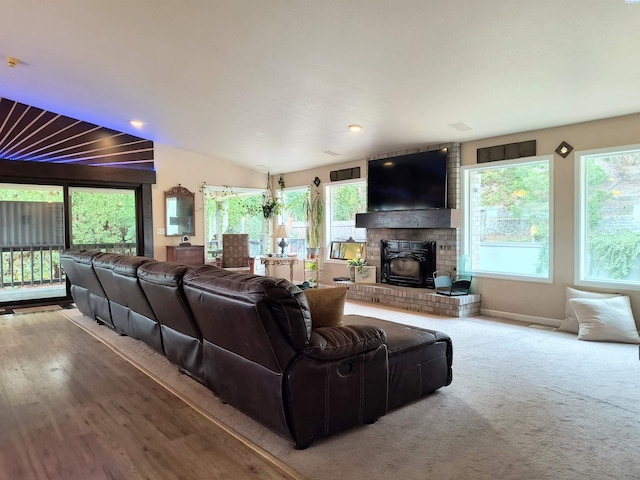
left=165, top=185, right=195, bottom=236
left=330, top=239, right=366, bottom=260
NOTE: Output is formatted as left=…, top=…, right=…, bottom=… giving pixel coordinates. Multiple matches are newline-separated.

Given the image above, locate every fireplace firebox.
left=381, top=240, right=437, bottom=288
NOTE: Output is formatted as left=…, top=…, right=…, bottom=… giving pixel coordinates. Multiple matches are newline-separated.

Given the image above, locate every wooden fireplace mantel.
left=355, top=209, right=460, bottom=229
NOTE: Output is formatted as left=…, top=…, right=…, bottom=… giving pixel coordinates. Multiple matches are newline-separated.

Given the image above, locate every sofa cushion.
left=570, top=296, right=640, bottom=344
left=305, top=325, right=386, bottom=360
left=303, top=286, right=348, bottom=328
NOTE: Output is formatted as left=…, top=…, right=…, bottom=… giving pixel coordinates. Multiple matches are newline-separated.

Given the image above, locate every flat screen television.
left=367, top=149, right=448, bottom=211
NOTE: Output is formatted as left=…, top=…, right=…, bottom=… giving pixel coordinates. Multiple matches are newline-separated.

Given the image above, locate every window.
left=203, top=186, right=265, bottom=260
left=462, top=156, right=553, bottom=280
left=325, top=180, right=367, bottom=250
left=70, top=187, right=137, bottom=253
left=576, top=144, right=640, bottom=288
left=279, top=187, right=308, bottom=256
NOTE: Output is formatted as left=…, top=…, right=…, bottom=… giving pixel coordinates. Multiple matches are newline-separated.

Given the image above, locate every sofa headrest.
left=110, top=256, right=156, bottom=277
left=138, top=261, right=191, bottom=286
left=92, top=252, right=128, bottom=269
left=60, top=249, right=102, bottom=265
left=184, top=266, right=312, bottom=347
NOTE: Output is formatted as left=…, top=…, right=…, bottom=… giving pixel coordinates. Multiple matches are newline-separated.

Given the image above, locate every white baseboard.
left=480, top=308, right=562, bottom=328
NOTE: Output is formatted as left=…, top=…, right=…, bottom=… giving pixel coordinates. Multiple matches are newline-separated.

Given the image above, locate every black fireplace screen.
left=381, top=240, right=436, bottom=288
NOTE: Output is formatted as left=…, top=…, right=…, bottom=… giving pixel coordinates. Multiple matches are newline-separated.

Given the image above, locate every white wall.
left=152, top=144, right=265, bottom=260
left=461, top=112, right=640, bottom=325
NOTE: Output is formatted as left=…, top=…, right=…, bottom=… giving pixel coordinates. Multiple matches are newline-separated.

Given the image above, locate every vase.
left=349, top=266, right=356, bottom=282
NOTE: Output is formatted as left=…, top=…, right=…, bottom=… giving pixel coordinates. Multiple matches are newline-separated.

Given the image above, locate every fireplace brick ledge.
left=334, top=280, right=480, bottom=318
left=355, top=209, right=460, bottom=229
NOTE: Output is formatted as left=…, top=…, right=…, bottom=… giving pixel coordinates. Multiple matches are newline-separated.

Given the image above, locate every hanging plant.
left=304, top=181, right=324, bottom=248
left=200, top=182, right=256, bottom=216
left=262, top=173, right=284, bottom=219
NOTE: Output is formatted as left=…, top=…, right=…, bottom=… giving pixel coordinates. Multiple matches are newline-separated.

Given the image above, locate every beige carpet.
left=61, top=303, right=640, bottom=480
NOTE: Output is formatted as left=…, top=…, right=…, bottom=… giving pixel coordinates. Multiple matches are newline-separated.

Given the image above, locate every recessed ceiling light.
left=130, top=120, right=144, bottom=128
left=6, top=56, right=20, bottom=68
left=348, top=124, right=363, bottom=133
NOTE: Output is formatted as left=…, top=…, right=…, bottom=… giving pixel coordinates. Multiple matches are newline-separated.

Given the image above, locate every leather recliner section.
left=60, top=249, right=113, bottom=328
left=138, top=261, right=204, bottom=382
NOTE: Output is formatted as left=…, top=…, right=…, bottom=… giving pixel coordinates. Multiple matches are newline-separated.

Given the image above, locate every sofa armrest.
left=303, top=325, right=387, bottom=361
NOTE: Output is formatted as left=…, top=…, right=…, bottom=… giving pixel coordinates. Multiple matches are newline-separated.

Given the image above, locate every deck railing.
left=1, top=243, right=137, bottom=289
left=72, top=243, right=138, bottom=256
left=1, top=246, right=65, bottom=288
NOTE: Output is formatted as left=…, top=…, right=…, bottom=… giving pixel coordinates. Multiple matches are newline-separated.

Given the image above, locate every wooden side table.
left=260, top=256, right=298, bottom=281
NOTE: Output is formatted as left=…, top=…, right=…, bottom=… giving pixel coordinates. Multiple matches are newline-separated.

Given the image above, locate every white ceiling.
left=2, top=1, right=640, bottom=174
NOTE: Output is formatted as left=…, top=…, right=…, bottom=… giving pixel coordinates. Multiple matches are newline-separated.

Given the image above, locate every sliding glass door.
left=0, top=184, right=66, bottom=303
left=0, top=184, right=139, bottom=305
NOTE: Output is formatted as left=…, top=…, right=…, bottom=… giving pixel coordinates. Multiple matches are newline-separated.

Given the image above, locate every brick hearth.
left=335, top=280, right=481, bottom=317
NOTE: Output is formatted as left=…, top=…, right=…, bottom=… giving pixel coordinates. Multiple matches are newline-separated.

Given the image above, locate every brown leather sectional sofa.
left=60, top=249, right=452, bottom=449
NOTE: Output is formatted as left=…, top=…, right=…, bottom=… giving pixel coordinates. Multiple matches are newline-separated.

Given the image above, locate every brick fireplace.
left=334, top=142, right=481, bottom=317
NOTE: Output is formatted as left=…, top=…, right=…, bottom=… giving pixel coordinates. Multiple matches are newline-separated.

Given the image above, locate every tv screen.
left=367, top=149, right=448, bottom=211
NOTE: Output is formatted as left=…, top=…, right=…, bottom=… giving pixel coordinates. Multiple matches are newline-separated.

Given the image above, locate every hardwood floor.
left=0, top=311, right=302, bottom=480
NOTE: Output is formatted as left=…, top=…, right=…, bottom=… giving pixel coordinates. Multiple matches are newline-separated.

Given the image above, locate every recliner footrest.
left=343, top=315, right=453, bottom=410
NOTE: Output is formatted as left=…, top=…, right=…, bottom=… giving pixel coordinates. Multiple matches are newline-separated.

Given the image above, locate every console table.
left=260, top=256, right=298, bottom=281
left=166, top=245, right=204, bottom=265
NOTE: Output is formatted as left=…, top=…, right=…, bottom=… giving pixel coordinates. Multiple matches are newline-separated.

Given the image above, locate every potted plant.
left=304, top=179, right=323, bottom=258
left=304, top=259, right=319, bottom=287
left=346, top=255, right=367, bottom=282
left=262, top=173, right=283, bottom=220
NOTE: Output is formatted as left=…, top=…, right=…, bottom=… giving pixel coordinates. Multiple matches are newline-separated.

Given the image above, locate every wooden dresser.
left=166, top=245, right=205, bottom=265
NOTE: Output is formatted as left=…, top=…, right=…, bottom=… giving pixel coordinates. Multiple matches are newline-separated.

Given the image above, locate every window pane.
left=204, top=186, right=265, bottom=259
left=464, top=158, right=551, bottom=278
left=579, top=147, right=640, bottom=285
left=70, top=187, right=137, bottom=255
left=328, top=181, right=367, bottom=242
left=281, top=188, right=308, bottom=256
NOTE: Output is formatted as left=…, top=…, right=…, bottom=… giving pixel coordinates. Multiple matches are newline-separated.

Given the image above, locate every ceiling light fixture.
left=555, top=141, right=573, bottom=158
left=130, top=120, right=144, bottom=128
left=348, top=124, right=363, bottom=133
left=6, top=56, right=20, bottom=68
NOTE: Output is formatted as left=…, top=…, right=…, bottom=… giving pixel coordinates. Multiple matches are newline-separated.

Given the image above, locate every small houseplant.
left=346, top=255, right=367, bottom=282
left=304, top=259, right=319, bottom=287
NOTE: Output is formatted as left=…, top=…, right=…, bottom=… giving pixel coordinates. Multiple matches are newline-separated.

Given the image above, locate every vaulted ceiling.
left=1, top=1, right=639, bottom=174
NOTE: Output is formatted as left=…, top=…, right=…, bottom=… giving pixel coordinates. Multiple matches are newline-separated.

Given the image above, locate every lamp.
left=273, top=224, right=290, bottom=256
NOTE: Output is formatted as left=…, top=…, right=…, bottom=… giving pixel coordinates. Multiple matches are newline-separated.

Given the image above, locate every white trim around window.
left=461, top=155, right=554, bottom=283
left=574, top=143, right=640, bottom=290
left=324, top=178, right=367, bottom=263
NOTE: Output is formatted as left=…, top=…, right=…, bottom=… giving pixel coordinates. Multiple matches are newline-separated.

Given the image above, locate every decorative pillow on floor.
left=560, top=287, right=621, bottom=333
left=569, top=296, right=640, bottom=344
left=303, top=286, right=348, bottom=328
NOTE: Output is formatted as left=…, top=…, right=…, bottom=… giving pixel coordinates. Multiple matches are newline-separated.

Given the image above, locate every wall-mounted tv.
left=367, top=149, right=448, bottom=211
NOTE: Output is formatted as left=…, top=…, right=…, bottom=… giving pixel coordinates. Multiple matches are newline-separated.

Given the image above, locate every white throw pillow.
left=560, top=287, right=621, bottom=333
left=569, top=296, right=640, bottom=344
